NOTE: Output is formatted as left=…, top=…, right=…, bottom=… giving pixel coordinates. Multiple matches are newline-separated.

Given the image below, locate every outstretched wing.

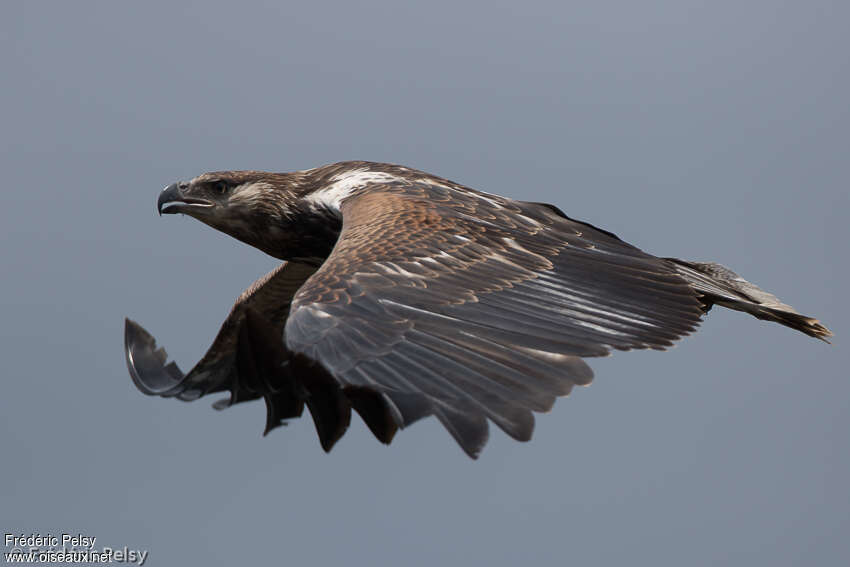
left=126, top=260, right=399, bottom=449
left=125, top=261, right=341, bottom=438
left=285, top=179, right=705, bottom=457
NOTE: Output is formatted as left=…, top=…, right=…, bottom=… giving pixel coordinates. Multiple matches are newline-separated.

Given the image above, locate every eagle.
left=124, top=161, right=832, bottom=458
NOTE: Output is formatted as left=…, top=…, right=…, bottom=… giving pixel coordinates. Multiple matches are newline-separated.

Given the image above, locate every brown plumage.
left=124, top=161, right=832, bottom=458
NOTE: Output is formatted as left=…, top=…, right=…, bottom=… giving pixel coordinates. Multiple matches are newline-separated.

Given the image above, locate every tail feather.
left=666, top=259, right=833, bottom=342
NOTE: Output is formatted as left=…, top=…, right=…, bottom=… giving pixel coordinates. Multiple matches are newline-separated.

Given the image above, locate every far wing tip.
left=124, top=317, right=186, bottom=396
left=807, top=319, right=834, bottom=344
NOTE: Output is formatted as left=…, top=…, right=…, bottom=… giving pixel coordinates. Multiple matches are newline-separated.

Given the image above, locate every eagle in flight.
left=124, top=161, right=831, bottom=458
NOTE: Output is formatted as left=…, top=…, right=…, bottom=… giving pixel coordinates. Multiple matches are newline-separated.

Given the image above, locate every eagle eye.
left=212, top=181, right=230, bottom=195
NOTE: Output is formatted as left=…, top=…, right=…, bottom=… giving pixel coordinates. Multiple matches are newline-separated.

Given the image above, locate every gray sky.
left=2, top=1, right=848, bottom=565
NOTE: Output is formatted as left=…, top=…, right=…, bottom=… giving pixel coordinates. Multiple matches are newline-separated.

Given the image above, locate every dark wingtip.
left=804, top=318, right=833, bottom=343
left=751, top=309, right=834, bottom=343
left=124, top=317, right=186, bottom=396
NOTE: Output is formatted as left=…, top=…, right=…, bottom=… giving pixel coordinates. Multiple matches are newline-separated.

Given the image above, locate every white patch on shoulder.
left=306, top=170, right=405, bottom=212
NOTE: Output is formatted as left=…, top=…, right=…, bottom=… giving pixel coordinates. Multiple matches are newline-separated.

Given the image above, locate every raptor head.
left=157, top=169, right=341, bottom=262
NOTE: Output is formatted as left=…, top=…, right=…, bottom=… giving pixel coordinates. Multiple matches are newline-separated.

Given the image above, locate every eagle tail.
left=665, top=258, right=832, bottom=342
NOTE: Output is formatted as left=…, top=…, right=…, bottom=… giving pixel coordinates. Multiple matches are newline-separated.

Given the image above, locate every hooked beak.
left=157, top=183, right=214, bottom=216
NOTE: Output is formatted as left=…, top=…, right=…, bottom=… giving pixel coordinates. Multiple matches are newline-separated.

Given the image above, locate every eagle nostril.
left=178, top=181, right=189, bottom=190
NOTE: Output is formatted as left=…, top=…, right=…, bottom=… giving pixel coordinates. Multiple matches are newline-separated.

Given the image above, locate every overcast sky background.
left=2, top=1, right=848, bottom=565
